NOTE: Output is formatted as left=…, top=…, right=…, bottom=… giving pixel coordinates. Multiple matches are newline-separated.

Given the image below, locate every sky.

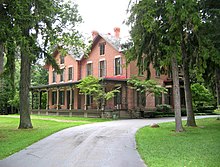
left=74, top=0, right=130, bottom=38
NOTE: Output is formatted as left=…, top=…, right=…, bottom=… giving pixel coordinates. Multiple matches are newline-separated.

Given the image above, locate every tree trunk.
left=0, top=42, right=4, bottom=75
left=216, top=66, right=220, bottom=108
left=171, top=55, right=184, bottom=132
left=181, top=41, right=197, bottom=127
left=18, top=49, right=33, bottom=129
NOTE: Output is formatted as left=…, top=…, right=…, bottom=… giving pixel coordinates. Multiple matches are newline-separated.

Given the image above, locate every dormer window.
left=60, top=56, right=64, bottom=64
left=99, top=42, right=106, bottom=55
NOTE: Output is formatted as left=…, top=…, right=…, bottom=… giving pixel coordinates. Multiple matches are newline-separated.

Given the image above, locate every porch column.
left=31, top=91, right=34, bottom=110
left=70, top=88, right=73, bottom=110
left=56, top=88, right=59, bottom=110
left=74, top=88, right=79, bottom=109
left=84, top=94, right=87, bottom=110
left=38, top=90, right=42, bottom=110
left=46, top=89, right=49, bottom=110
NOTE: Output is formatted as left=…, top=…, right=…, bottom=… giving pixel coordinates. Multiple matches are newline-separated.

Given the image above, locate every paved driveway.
left=0, top=115, right=218, bottom=167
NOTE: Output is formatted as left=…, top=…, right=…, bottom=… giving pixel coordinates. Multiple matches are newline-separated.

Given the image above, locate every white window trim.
left=99, top=58, right=106, bottom=61
left=87, top=61, right=92, bottom=64
left=114, top=55, right=121, bottom=59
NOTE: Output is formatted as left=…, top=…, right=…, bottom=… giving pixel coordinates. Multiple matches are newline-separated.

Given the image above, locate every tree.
left=200, top=0, right=220, bottom=108
left=77, top=76, right=119, bottom=112
left=31, top=64, right=48, bottom=86
left=127, top=0, right=185, bottom=132
left=128, top=77, right=167, bottom=96
left=191, top=83, right=215, bottom=108
left=1, top=0, right=84, bottom=128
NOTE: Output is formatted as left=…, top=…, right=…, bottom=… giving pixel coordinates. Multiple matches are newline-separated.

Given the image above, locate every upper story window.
left=60, top=56, right=64, bottom=64
left=99, top=60, right=106, bottom=77
left=114, top=57, right=121, bottom=75
left=68, top=67, right=73, bottom=80
left=60, top=69, right=65, bottom=82
left=99, top=42, right=106, bottom=55
left=52, top=71, right=56, bottom=83
left=86, top=63, right=93, bottom=76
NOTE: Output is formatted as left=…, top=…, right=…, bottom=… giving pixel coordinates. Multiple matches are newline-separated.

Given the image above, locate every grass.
left=0, top=114, right=111, bottom=160
left=136, top=118, right=220, bottom=167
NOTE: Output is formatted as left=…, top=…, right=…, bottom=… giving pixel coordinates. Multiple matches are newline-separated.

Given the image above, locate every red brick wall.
left=80, top=38, right=127, bottom=79
left=48, top=53, right=79, bottom=85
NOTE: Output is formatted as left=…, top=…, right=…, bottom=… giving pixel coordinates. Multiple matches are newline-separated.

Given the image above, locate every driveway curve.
left=0, top=115, right=218, bottom=167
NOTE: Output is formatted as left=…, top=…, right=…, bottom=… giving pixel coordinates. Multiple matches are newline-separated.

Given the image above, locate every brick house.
left=31, top=27, right=184, bottom=117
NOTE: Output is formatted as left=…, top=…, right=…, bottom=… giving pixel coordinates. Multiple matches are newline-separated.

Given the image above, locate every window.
left=52, top=71, right=56, bottom=83
left=99, top=42, right=106, bottom=55
left=114, top=57, right=121, bottom=75
left=60, top=69, right=64, bottom=82
left=86, top=95, right=93, bottom=106
left=114, top=87, right=121, bottom=106
left=59, top=91, right=65, bottom=105
left=68, top=67, right=73, bottom=80
left=86, top=63, right=93, bottom=76
left=155, top=93, right=162, bottom=106
left=99, top=60, right=106, bottom=77
left=137, top=91, right=146, bottom=107
left=165, top=88, right=172, bottom=106
left=60, top=56, right=64, bottom=64
left=52, top=91, right=57, bottom=105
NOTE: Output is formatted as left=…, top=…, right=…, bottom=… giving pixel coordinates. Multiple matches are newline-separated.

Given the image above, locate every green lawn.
left=0, top=114, right=110, bottom=160
left=136, top=118, right=220, bottom=167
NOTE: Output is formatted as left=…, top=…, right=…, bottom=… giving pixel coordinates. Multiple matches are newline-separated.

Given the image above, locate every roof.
left=30, top=81, right=80, bottom=90
left=99, top=33, right=121, bottom=51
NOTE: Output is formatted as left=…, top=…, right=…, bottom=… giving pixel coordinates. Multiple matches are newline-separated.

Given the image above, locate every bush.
left=214, top=108, right=220, bottom=114
left=156, top=104, right=172, bottom=113
left=196, top=106, right=215, bottom=113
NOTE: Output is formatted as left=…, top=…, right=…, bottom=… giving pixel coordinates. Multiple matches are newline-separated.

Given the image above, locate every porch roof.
left=30, top=78, right=127, bottom=91
left=30, top=81, right=80, bottom=90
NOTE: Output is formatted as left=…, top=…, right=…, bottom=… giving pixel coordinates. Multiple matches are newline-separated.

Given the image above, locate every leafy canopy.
left=77, top=76, right=119, bottom=103
left=128, top=77, right=167, bottom=96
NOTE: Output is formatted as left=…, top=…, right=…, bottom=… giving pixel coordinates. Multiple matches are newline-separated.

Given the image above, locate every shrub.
left=156, top=104, right=172, bottom=113
left=196, top=106, right=215, bottom=113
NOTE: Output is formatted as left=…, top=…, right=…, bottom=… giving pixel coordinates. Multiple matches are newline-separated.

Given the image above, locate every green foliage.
left=191, top=83, right=215, bottom=107
left=128, top=77, right=167, bottom=96
left=77, top=76, right=119, bottom=109
left=31, top=64, right=48, bottom=86
left=156, top=104, right=172, bottom=113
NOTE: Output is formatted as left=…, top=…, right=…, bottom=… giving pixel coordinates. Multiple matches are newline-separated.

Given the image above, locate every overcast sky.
left=74, top=0, right=130, bottom=38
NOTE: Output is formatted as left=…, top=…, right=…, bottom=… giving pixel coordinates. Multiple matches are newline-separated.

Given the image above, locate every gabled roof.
left=92, top=33, right=122, bottom=52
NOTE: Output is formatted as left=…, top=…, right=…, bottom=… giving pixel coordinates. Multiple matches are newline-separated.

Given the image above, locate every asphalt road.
left=0, top=115, right=218, bottom=167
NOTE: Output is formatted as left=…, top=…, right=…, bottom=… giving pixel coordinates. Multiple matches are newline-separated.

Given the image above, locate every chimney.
left=114, top=27, right=120, bottom=39
left=92, top=30, right=99, bottom=40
